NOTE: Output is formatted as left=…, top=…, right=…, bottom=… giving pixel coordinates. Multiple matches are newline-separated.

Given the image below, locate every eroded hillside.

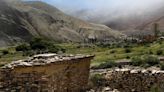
left=0, top=0, right=123, bottom=46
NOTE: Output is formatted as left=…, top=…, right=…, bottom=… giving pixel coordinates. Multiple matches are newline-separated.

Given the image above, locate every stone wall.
left=105, top=69, right=164, bottom=92
left=0, top=54, right=94, bottom=92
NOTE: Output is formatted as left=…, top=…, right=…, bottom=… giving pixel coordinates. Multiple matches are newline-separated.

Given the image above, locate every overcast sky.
left=38, top=0, right=164, bottom=11
left=25, top=0, right=164, bottom=23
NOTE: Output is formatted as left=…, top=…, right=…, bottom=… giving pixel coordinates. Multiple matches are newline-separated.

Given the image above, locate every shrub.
left=30, top=37, right=50, bottom=50
left=23, top=51, right=35, bottom=56
left=160, top=63, right=164, bottom=70
left=29, top=38, right=64, bottom=54
left=95, top=61, right=116, bottom=69
left=144, top=44, right=150, bottom=47
left=61, top=48, right=66, bottom=53
left=123, top=44, right=131, bottom=48
left=131, top=56, right=143, bottom=66
left=110, top=50, right=116, bottom=54
left=2, top=50, right=9, bottom=55
left=156, top=49, right=163, bottom=55
left=48, top=46, right=59, bottom=53
left=15, top=38, right=65, bottom=55
left=131, top=55, right=160, bottom=67
left=0, top=64, right=4, bottom=67
left=96, top=43, right=111, bottom=48
left=16, top=44, right=30, bottom=51
left=125, top=48, right=131, bottom=53
left=148, top=50, right=153, bottom=54
left=126, top=56, right=130, bottom=59
left=142, top=55, right=160, bottom=66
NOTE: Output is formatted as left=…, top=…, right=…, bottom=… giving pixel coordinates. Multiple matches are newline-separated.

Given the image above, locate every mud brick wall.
left=105, top=69, right=164, bottom=92
left=0, top=57, right=93, bottom=92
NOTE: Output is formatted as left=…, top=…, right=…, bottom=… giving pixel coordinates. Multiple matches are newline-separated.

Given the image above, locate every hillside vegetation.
left=0, top=40, right=163, bottom=67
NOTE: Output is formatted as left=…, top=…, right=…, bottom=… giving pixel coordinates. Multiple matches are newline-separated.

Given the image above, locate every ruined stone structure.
left=104, top=68, right=164, bottom=92
left=0, top=54, right=94, bottom=92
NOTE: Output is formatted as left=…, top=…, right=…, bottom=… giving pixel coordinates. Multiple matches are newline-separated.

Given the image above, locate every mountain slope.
left=136, top=16, right=164, bottom=33
left=0, top=0, right=123, bottom=46
left=122, top=10, right=164, bottom=36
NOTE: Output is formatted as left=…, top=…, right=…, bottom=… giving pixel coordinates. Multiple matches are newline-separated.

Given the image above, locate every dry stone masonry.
left=0, top=53, right=94, bottom=92
left=104, top=68, right=164, bottom=92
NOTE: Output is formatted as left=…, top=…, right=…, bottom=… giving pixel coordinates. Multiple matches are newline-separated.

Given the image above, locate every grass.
left=0, top=41, right=164, bottom=67
left=0, top=47, right=26, bottom=65
left=59, top=42, right=164, bottom=66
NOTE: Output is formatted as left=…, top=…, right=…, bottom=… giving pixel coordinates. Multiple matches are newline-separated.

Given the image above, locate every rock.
left=1, top=53, right=94, bottom=69
left=103, top=68, right=164, bottom=92
left=102, top=87, right=112, bottom=92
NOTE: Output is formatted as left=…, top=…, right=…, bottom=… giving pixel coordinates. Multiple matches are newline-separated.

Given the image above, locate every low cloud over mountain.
left=47, top=0, right=164, bottom=31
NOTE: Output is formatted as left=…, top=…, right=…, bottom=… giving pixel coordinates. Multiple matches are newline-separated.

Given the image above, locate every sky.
left=25, top=0, right=164, bottom=23
left=36, top=0, right=164, bottom=11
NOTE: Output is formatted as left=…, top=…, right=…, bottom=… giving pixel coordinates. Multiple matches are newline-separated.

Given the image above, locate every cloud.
left=42, top=0, right=164, bottom=11
left=24, top=0, right=164, bottom=24
left=42, top=0, right=163, bottom=18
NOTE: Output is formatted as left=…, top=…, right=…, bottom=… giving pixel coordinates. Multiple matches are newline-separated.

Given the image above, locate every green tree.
left=29, top=37, right=65, bottom=53
left=30, top=37, right=48, bottom=50
left=16, top=44, right=30, bottom=51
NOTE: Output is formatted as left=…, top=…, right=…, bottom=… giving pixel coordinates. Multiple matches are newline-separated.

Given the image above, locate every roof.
left=1, top=53, right=94, bottom=69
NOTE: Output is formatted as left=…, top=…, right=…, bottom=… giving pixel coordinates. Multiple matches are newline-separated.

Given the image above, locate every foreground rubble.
left=91, top=67, right=164, bottom=92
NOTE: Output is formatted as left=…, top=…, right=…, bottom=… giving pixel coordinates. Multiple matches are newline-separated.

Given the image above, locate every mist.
left=41, top=0, right=164, bottom=28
